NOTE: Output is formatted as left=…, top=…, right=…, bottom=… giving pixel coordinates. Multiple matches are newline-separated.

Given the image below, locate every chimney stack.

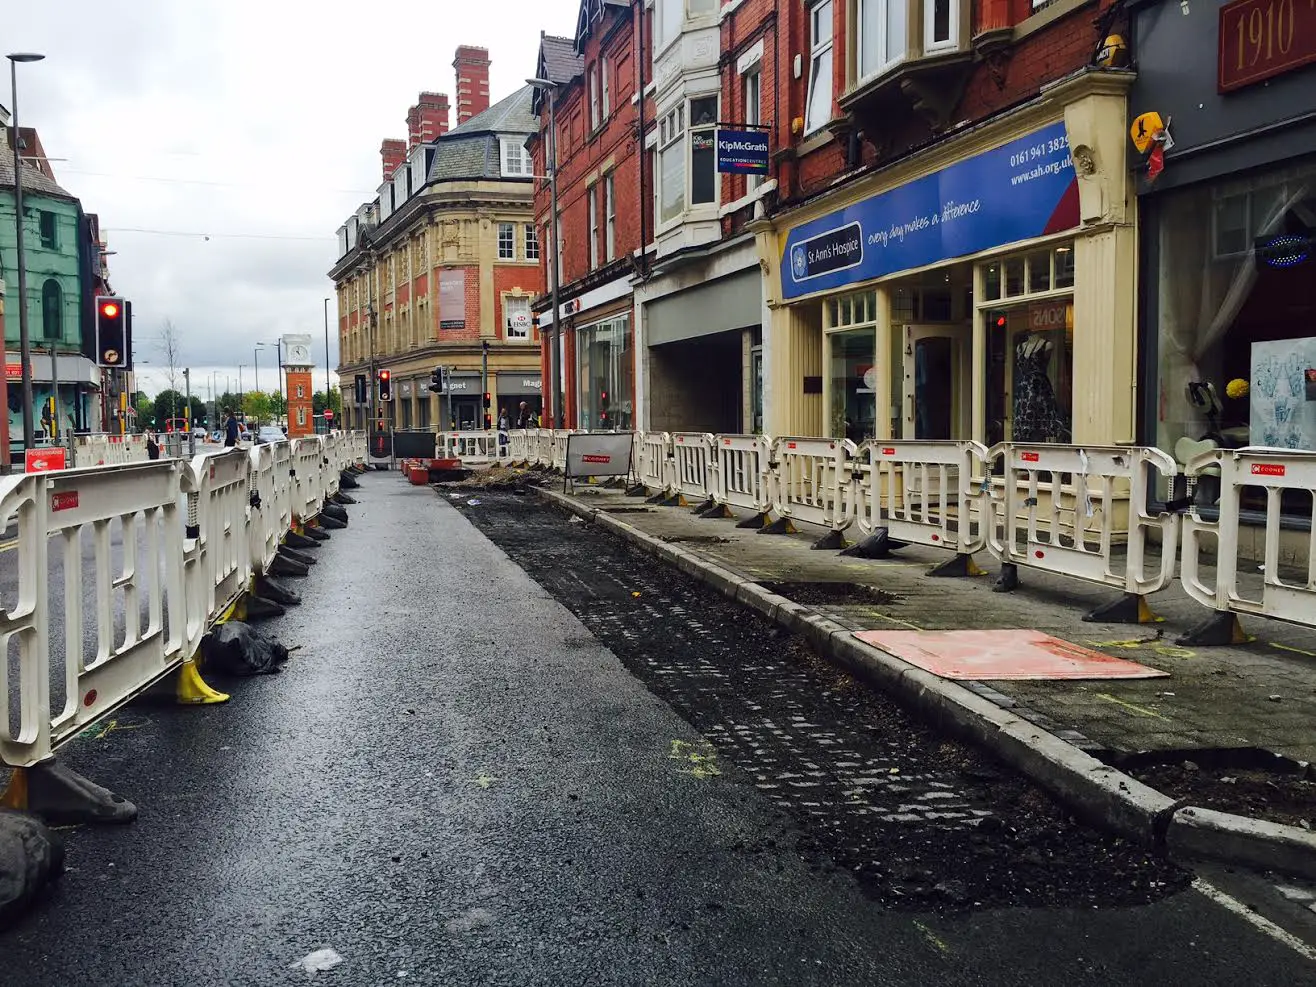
left=453, top=45, right=491, bottom=125
left=415, top=92, right=450, bottom=144
left=380, top=138, right=407, bottom=181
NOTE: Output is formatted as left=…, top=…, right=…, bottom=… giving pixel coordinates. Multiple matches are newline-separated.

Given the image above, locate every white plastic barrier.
left=247, top=442, right=281, bottom=575
left=1180, top=447, right=1316, bottom=630
left=710, top=435, right=772, bottom=515
left=769, top=436, right=854, bottom=532
left=189, top=449, right=253, bottom=622
left=986, top=443, right=1179, bottom=602
left=73, top=433, right=148, bottom=468
left=291, top=437, right=326, bottom=524
left=507, top=430, right=530, bottom=463
left=853, top=439, right=990, bottom=556
left=551, top=430, right=571, bottom=471
left=638, top=431, right=671, bottom=492
left=671, top=433, right=716, bottom=503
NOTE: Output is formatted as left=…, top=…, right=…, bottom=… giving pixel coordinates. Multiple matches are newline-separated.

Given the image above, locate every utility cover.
left=853, top=629, right=1168, bottom=681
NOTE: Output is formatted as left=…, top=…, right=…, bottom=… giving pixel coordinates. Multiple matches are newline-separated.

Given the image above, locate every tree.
left=134, top=392, right=154, bottom=430
left=216, top=391, right=242, bottom=417
left=158, top=320, right=183, bottom=424
left=313, top=390, right=342, bottom=415
left=187, top=396, right=208, bottom=426
left=242, top=391, right=273, bottom=422
left=153, top=389, right=187, bottom=427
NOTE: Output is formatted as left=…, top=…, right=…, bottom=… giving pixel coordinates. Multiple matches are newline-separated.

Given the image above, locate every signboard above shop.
left=1218, top=0, right=1316, bottom=92
left=716, top=127, right=770, bottom=174
left=779, top=122, right=1079, bottom=300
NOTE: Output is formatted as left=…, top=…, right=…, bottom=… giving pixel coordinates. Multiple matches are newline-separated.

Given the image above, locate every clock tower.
left=281, top=333, right=315, bottom=438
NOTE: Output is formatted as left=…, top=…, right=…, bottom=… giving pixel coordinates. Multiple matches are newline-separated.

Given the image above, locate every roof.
left=0, top=127, right=74, bottom=199
left=427, top=86, right=536, bottom=183
left=576, top=0, right=630, bottom=55
left=534, top=33, right=584, bottom=115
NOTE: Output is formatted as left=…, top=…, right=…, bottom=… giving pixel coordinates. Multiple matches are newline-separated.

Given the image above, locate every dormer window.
left=500, top=138, right=533, bottom=177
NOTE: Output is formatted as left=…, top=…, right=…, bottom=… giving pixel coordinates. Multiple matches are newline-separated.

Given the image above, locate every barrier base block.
left=279, top=545, right=318, bottom=567
left=176, top=658, right=231, bottom=706
left=839, top=530, right=906, bottom=559
left=1083, top=592, right=1161, bottom=625
left=624, top=483, right=647, bottom=497
left=332, top=492, right=358, bottom=506
left=284, top=530, right=320, bottom=550
left=270, top=554, right=310, bottom=578
left=318, top=514, right=348, bottom=530
left=992, top=562, right=1020, bottom=593
left=339, top=471, right=361, bottom=489
left=322, top=503, right=350, bottom=524
left=303, top=526, right=331, bottom=542
left=927, top=553, right=985, bottom=578
left=658, top=493, right=688, bottom=508
left=812, top=530, right=848, bottom=551
left=699, top=503, right=734, bottom=520
left=3, top=759, right=137, bottom=826
left=759, top=516, right=797, bottom=536
left=243, top=594, right=287, bottom=620
left=690, top=497, right=717, bottom=515
left=1177, top=610, right=1251, bottom=647
left=258, top=577, right=303, bottom=606
left=736, top=512, right=770, bottom=530
left=644, top=491, right=666, bottom=504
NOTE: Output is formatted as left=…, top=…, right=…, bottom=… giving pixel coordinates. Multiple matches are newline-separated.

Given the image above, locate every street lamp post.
left=253, top=344, right=262, bottom=396
left=237, top=364, right=245, bottom=416
left=272, top=337, right=283, bottom=424
left=8, top=51, right=46, bottom=465
left=527, top=76, right=562, bottom=428
left=323, top=297, right=333, bottom=431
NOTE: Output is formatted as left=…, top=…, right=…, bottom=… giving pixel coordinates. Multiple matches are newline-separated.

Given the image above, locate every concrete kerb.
left=533, top=486, right=1316, bottom=880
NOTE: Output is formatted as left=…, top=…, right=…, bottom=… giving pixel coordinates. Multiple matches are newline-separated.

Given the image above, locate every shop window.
left=1155, top=158, right=1316, bottom=504
left=577, top=315, right=634, bottom=430
left=806, top=1, right=834, bottom=135
left=825, top=291, right=878, bottom=441
left=498, top=223, right=515, bottom=260
left=981, top=243, right=1073, bottom=302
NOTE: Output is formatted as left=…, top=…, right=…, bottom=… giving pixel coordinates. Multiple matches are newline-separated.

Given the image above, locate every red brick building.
left=530, top=2, right=645, bottom=429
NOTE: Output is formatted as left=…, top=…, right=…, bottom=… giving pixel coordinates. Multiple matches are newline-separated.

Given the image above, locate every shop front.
left=758, top=73, right=1136, bottom=448
left=1132, top=0, right=1316, bottom=525
left=496, top=372, right=542, bottom=424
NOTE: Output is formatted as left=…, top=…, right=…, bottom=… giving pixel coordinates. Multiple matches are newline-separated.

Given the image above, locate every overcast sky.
left=9, top=0, right=579, bottom=398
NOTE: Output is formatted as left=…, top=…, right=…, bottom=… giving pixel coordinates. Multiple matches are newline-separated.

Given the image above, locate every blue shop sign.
left=716, top=128, right=770, bottom=174
left=781, top=122, right=1079, bottom=299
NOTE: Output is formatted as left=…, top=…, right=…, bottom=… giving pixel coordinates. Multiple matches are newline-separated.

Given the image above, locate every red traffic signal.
left=95, top=295, right=129, bottom=368
left=482, top=391, right=492, bottom=410
left=99, top=300, right=120, bottom=319
left=377, top=369, right=393, bottom=401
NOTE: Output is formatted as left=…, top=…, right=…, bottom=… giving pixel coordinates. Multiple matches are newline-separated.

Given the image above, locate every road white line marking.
left=1193, top=877, right=1316, bottom=962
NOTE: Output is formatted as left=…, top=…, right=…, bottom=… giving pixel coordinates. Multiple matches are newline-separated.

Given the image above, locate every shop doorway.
left=902, top=324, right=971, bottom=440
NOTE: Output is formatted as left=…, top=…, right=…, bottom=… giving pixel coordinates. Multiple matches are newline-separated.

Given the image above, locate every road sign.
left=25, top=447, right=67, bottom=473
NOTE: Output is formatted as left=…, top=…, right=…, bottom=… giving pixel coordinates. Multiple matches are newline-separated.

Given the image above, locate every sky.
left=8, top=0, right=580, bottom=398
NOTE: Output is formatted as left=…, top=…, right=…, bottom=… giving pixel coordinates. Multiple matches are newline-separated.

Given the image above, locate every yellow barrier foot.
left=176, top=659, right=231, bottom=705
left=927, top=552, right=987, bottom=578
left=758, top=516, right=797, bottom=536
left=4, top=758, right=136, bottom=825
left=1084, top=592, right=1163, bottom=625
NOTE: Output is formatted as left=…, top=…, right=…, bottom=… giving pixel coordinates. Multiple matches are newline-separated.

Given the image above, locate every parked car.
left=255, top=426, right=285, bottom=445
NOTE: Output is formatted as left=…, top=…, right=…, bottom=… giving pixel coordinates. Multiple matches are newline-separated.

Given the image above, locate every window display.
left=1155, top=157, right=1316, bottom=471
left=577, top=315, right=634, bottom=430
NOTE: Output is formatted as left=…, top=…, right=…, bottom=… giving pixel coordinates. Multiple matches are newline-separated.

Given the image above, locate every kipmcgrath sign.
left=715, top=128, right=770, bottom=174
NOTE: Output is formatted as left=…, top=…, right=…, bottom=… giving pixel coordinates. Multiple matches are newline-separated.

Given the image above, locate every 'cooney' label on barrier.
left=52, top=492, right=79, bottom=512
left=582, top=454, right=611, bottom=464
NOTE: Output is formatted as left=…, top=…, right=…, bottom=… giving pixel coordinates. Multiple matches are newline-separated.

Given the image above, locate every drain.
left=760, top=580, right=898, bottom=606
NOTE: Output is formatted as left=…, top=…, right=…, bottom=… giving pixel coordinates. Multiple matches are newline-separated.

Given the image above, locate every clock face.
left=286, top=344, right=310, bottom=364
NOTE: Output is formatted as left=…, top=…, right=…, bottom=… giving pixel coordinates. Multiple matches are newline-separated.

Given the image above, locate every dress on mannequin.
left=1012, top=334, right=1071, bottom=443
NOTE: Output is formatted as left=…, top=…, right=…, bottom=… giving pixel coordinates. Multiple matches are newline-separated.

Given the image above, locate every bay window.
left=658, top=0, right=682, bottom=49
left=659, top=105, right=686, bottom=224
left=806, top=0, right=834, bottom=134
left=924, top=0, right=957, bottom=52
left=690, top=96, right=718, bottom=206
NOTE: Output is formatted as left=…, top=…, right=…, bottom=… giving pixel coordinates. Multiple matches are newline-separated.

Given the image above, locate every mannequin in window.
left=1012, top=334, right=1070, bottom=443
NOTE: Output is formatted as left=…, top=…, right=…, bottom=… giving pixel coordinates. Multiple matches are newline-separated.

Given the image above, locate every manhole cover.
left=760, top=581, right=897, bottom=606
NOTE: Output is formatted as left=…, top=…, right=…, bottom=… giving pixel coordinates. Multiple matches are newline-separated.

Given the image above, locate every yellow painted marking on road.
left=669, top=739, right=721, bottom=779
left=1088, top=637, right=1160, bottom=649
left=1095, top=693, right=1170, bottom=720
left=912, top=920, right=950, bottom=954
left=0, top=539, right=18, bottom=553
left=1151, top=644, right=1198, bottom=660
left=78, top=717, right=149, bottom=741
left=866, top=611, right=925, bottom=632
left=1268, top=641, right=1316, bottom=659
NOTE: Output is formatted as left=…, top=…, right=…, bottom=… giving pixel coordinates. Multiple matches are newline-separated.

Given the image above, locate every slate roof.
left=427, top=85, right=536, bottom=183
left=0, top=128, right=74, bottom=199
left=540, top=34, right=582, bottom=86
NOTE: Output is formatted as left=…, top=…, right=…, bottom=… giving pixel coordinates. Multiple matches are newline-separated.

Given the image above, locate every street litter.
left=467, top=499, right=482, bottom=506
left=569, top=516, right=583, bottom=524
left=290, top=948, right=344, bottom=973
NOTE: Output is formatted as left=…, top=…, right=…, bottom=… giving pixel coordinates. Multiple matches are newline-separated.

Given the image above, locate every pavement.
left=2, top=472, right=1314, bottom=982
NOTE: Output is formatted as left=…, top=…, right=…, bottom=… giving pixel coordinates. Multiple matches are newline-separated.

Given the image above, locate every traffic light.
left=427, top=367, right=444, bottom=394
left=354, top=374, right=367, bottom=405
left=378, top=369, right=392, bottom=401
left=95, top=296, right=128, bottom=368
left=482, top=391, right=491, bottom=411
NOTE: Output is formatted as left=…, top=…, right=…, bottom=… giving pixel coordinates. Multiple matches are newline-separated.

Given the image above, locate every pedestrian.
left=516, top=400, right=533, bottom=430
left=223, top=407, right=239, bottom=447
left=146, top=431, right=160, bottom=461
left=497, top=406, right=510, bottom=455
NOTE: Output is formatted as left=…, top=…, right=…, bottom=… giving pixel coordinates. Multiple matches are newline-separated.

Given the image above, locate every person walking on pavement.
left=497, top=407, right=510, bottom=456
left=223, top=408, right=239, bottom=447
left=516, top=401, right=533, bottom=430
left=146, top=431, right=160, bottom=461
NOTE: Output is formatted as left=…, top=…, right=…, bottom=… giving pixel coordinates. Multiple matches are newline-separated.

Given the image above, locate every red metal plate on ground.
left=853, top=629, right=1169, bottom=681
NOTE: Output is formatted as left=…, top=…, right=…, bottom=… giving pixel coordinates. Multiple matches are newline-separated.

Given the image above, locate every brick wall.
left=435, top=265, right=482, bottom=342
